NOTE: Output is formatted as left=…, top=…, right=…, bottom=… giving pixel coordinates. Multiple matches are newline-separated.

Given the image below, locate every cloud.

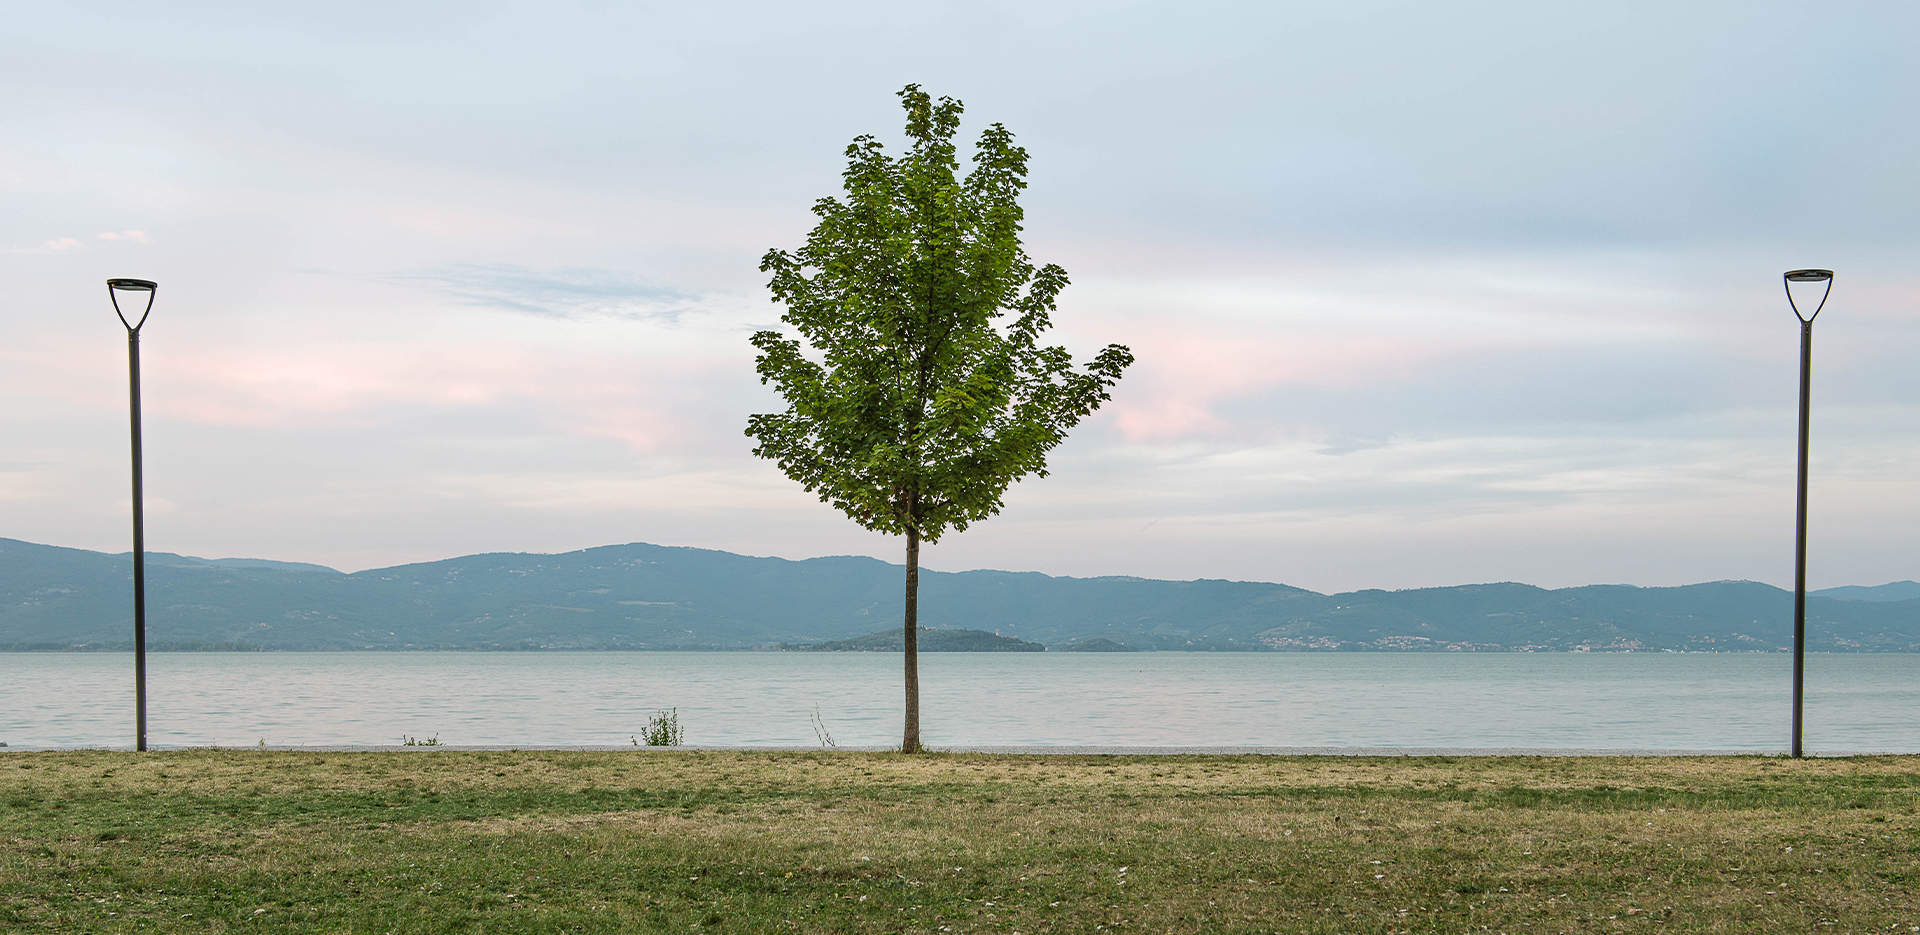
left=392, top=263, right=711, bottom=323
left=0, top=233, right=147, bottom=253
left=0, top=237, right=86, bottom=254
left=4, top=3, right=1918, bottom=590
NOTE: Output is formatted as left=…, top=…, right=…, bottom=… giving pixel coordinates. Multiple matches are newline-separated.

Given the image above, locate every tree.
left=748, top=85, right=1133, bottom=752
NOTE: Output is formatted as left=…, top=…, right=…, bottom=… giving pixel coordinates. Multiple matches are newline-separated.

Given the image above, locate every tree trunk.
left=902, top=524, right=922, bottom=753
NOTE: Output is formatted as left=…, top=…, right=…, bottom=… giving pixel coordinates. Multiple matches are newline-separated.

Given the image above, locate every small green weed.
left=810, top=704, right=835, bottom=748
left=641, top=708, right=683, bottom=746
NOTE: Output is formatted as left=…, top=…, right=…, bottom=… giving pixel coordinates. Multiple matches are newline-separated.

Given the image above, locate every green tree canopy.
left=748, top=85, right=1132, bottom=751
left=749, top=86, right=1131, bottom=542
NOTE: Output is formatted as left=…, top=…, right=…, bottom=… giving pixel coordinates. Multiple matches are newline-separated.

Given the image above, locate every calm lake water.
left=2, top=652, right=1915, bottom=753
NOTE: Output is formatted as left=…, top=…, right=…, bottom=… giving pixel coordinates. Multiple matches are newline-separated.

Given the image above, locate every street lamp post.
left=1783, top=268, right=1832, bottom=759
left=108, top=278, right=157, bottom=752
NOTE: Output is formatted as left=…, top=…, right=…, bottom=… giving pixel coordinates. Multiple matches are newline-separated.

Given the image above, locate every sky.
left=2, top=1, right=1916, bottom=593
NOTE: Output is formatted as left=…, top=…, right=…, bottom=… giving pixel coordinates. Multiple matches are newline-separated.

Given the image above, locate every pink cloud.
left=128, top=338, right=727, bottom=454
left=2, top=314, right=748, bottom=456
left=1103, top=319, right=1471, bottom=442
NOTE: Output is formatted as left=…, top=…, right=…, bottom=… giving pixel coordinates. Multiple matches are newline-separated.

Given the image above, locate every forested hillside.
left=3, top=538, right=1916, bottom=652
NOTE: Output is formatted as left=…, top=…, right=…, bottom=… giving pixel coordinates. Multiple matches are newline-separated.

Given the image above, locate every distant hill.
left=780, top=627, right=1047, bottom=652
left=1812, top=581, right=1920, bottom=603
left=170, top=555, right=343, bottom=575
left=3, top=537, right=1916, bottom=652
left=1059, top=637, right=1137, bottom=652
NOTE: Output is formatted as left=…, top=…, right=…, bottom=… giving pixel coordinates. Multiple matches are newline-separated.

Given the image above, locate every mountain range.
left=2, top=536, right=1916, bottom=652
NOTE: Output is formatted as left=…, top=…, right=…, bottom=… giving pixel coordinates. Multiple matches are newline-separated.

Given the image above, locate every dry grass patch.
left=1, top=750, right=1915, bottom=933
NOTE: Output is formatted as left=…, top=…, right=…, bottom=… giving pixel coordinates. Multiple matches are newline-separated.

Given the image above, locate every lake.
left=2, top=651, right=1915, bottom=752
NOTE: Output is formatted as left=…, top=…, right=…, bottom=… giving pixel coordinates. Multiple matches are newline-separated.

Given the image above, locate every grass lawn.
left=2, top=749, right=1916, bottom=933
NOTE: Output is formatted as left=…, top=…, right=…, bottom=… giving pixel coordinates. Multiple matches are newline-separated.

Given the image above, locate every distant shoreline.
left=2, top=644, right=1897, bottom=654
left=8, top=538, right=1917, bottom=653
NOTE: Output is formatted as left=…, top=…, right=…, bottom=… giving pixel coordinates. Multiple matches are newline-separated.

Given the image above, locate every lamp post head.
left=107, top=278, right=158, bottom=332
left=1783, top=268, right=1833, bottom=323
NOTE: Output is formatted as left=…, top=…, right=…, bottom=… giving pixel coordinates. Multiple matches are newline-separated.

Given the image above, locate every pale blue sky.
left=3, top=1, right=1915, bottom=591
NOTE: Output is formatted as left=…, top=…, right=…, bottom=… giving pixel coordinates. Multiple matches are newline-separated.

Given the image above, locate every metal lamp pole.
left=108, top=278, right=158, bottom=752
left=1783, top=268, right=1832, bottom=759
